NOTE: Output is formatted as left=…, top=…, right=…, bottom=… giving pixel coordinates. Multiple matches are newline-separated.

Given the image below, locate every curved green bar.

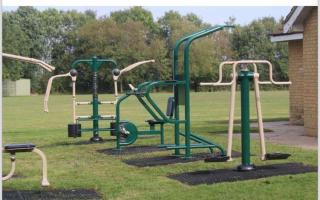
left=172, top=26, right=218, bottom=155
left=172, top=27, right=211, bottom=78
left=71, top=58, right=117, bottom=69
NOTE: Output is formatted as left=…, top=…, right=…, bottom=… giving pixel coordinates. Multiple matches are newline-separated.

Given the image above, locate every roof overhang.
left=270, top=32, right=303, bottom=42
left=283, top=6, right=313, bottom=33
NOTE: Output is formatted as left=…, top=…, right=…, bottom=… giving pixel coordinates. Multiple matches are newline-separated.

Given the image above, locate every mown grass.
left=3, top=91, right=317, bottom=200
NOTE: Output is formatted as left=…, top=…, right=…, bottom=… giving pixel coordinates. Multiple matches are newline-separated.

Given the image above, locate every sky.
left=3, top=6, right=291, bottom=25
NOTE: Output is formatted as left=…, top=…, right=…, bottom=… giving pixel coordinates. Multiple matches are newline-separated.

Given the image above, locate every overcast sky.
left=3, top=6, right=291, bottom=25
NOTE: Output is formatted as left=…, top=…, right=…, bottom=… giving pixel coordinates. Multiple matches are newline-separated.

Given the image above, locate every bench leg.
left=32, top=148, right=50, bottom=186
left=2, top=154, right=16, bottom=181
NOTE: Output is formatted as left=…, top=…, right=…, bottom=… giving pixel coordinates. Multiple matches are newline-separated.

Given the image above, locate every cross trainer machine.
left=113, top=25, right=233, bottom=160
left=201, top=60, right=291, bottom=170
left=44, top=56, right=155, bottom=142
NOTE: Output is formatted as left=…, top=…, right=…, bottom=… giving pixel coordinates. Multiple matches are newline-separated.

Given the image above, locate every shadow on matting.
left=97, top=145, right=167, bottom=155
left=168, top=162, right=317, bottom=185
left=3, top=189, right=102, bottom=200
left=124, top=151, right=241, bottom=167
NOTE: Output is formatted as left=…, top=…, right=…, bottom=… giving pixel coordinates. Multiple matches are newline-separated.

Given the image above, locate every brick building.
left=270, top=6, right=318, bottom=137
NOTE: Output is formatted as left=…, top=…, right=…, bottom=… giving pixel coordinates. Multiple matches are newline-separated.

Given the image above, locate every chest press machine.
left=44, top=56, right=155, bottom=142
left=200, top=60, right=291, bottom=171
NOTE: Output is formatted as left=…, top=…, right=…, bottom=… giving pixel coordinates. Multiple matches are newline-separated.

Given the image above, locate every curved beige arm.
left=113, top=59, right=155, bottom=96
left=233, top=60, right=291, bottom=85
left=44, top=73, right=74, bottom=112
left=3, top=53, right=55, bottom=72
left=2, top=154, right=16, bottom=181
left=32, top=148, right=50, bottom=186
left=200, top=60, right=291, bottom=86
left=2, top=148, right=49, bottom=186
left=200, top=61, right=236, bottom=86
left=114, top=59, right=155, bottom=80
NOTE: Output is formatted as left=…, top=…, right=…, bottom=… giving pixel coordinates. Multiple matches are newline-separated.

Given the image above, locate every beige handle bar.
left=113, top=59, right=155, bottom=97
left=114, top=59, right=155, bottom=80
left=3, top=53, right=55, bottom=72
left=200, top=60, right=291, bottom=86
left=200, top=61, right=236, bottom=86
left=44, top=73, right=76, bottom=112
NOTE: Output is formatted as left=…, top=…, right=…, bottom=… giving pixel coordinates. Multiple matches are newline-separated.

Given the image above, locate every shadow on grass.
left=199, top=118, right=287, bottom=134
left=202, top=117, right=289, bottom=125
left=41, top=138, right=116, bottom=148
left=42, top=135, right=159, bottom=148
left=210, top=127, right=274, bottom=134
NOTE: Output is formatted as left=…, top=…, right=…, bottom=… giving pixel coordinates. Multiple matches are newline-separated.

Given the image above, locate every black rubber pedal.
left=204, top=155, right=229, bottom=162
left=265, top=153, right=291, bottom=160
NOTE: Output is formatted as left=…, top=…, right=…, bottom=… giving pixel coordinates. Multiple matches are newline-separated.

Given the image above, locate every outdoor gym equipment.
left=44, top=56, right=155, bottom=142
left=200, top=60, right=291, bottom=170
left=2, top=144, right=50, bottom=186
left=2, top=54, right=52, bottom=186
left=113, top=25, right=233, bottom=159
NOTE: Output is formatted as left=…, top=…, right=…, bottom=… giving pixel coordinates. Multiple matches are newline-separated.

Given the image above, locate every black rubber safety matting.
left=124, top=151, right=241, bottom=167
left=97, top=145, right=167, bottom=155
left=168, top=162, right=317, bottom=185
left=3, top=189, right=102, bottom=200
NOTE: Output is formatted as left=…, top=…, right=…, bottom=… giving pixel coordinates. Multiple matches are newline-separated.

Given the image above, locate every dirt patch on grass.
left=3, top=189, right=102, bottom=200
left=168, top=162, right=317, bottom=185
left=124, top=151, right=241, bottom=167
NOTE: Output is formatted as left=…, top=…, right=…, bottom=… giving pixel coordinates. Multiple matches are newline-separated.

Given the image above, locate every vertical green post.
left=173, top=46, right=180, bottom=156
left=237, top=70, right=255, bottom=171
left=91, top=56, right=103, bottom=142
left=183, top=45, right=192, bottom=159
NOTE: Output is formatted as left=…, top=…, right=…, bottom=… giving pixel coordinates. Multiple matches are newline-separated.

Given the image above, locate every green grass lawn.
left=3, top=91, right=317, bottom=200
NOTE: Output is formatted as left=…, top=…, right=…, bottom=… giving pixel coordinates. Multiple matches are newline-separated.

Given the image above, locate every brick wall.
left=302, top=8, right=318, bottom=136
left=288, top=40, right=304, bottom=125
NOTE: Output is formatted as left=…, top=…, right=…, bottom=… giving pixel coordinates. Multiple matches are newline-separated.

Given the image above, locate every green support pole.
left=237, top=70, right=255, bottom=171
left=91, top=56, right=102, bottom=142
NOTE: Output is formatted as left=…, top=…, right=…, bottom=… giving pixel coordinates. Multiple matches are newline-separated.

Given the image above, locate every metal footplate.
left=265, top=153, right=291, bottom=160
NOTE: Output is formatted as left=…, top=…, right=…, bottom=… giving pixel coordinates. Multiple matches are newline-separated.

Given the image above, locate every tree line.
left=3, top=6, right=288, bottom=93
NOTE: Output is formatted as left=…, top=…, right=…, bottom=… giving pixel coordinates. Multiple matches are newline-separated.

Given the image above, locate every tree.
left=230, top=17, right=288, bottom=82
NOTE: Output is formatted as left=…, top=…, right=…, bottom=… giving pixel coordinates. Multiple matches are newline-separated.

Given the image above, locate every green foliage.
left=3, top=7, right=290, bottom=93
left=230, top=17, right=289, bottom=82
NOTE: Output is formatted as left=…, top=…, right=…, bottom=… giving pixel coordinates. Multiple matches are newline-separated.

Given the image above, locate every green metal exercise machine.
left=44, top=56, right=155, bottom=142
left=113, top=25, right=233, bottom=159
left=201, top=61, right=291, bottom=170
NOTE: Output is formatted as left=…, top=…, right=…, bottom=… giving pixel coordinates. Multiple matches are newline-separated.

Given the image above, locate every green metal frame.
left=71, top=56, right=117, bottom=141
left=115, top=25, right=233, bottom=158
left=237, top=70, right=255, bottom=171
